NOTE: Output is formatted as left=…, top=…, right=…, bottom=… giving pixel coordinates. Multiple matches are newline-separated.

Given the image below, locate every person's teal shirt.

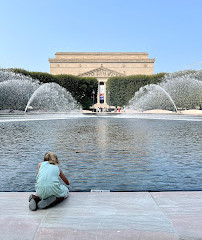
left=35, top=161, right=68, bottom=199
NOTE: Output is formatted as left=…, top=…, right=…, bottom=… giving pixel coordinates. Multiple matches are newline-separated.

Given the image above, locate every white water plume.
left=127, top=70, right=202, bottom=112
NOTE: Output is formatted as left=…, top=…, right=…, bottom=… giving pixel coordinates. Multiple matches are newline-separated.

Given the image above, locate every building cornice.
left=49, top=58, right=155, bottom=63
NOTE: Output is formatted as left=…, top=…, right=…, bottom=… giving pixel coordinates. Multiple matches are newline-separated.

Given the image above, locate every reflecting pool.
left=0, top=113, right=201, bottom=192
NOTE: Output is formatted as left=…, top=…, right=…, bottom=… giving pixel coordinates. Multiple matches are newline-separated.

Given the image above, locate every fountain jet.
left=0, top=69, right=80, bottom=113
left=127, top=70, right=202, bottom=112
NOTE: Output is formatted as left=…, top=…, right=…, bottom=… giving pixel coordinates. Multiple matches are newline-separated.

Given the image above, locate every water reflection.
left=0, top=115, right=201, bottom=191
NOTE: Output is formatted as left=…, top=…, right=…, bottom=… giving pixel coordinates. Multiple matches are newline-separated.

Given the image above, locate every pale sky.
left=0, top=0, right=202, bottom=74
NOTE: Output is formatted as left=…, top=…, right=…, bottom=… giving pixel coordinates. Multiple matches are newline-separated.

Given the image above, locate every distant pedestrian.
left=29, top=152, right=70, bottom=211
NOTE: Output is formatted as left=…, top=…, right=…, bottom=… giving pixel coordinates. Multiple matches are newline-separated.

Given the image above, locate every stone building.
left=49, top=52, right=155, bottom=110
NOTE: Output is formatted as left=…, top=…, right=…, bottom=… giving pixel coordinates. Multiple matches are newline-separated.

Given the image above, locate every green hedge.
left=11, top=69, right=166, bottom=108
left=11, top=68, right=98, bottom=109
left=106, top=73, right=166, bottom=107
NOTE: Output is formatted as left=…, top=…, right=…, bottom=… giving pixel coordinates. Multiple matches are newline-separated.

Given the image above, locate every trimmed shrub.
left=11, top=68, right=98, bottom=109
left=106, top=73, right=166, bottom=107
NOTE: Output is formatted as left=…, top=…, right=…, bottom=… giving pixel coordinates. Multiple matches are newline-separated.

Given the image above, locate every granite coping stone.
left=0, top=192, right=201, bottom=240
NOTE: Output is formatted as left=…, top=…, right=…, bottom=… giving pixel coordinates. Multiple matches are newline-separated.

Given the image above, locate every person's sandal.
left=29, top=194, right=35, bottom=202
left=37, top=196, right=56, bottom=209
left=29, top=198, right=37, bottom=211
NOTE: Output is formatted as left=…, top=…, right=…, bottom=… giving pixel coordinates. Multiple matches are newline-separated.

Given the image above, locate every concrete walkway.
left=0, top=192, right=202, bottom=240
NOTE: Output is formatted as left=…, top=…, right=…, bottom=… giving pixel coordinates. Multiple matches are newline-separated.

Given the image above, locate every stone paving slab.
left=151, top=192, right=202, bottom=240
left=0, top=192, right=201, bottom=240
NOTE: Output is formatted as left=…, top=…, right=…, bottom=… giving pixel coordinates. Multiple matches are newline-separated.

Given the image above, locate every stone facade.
left=49, top=52, right=155, bottom=110
left=49, top=52, right=155, bottom=76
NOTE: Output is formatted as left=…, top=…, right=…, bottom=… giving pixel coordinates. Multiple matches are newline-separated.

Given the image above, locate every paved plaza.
left=0, top=192, right=202, bottom=240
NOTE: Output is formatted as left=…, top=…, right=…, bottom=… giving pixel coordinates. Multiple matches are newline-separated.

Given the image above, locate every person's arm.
left=59, top=169, right=70, bottom=185
left=37, top=162, right=42, bottom=175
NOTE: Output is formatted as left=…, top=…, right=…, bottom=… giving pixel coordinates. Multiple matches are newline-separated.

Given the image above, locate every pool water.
left=0, top=113, right=201, bottom=192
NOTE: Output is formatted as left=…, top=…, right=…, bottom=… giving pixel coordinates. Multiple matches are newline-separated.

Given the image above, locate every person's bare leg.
left=37, top=196, right=57, bottom=209
left=46, top=197, right=65, bottom=208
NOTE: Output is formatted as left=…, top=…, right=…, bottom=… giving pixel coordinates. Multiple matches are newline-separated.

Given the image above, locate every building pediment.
left=78, top=65, right=125, bottom=78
